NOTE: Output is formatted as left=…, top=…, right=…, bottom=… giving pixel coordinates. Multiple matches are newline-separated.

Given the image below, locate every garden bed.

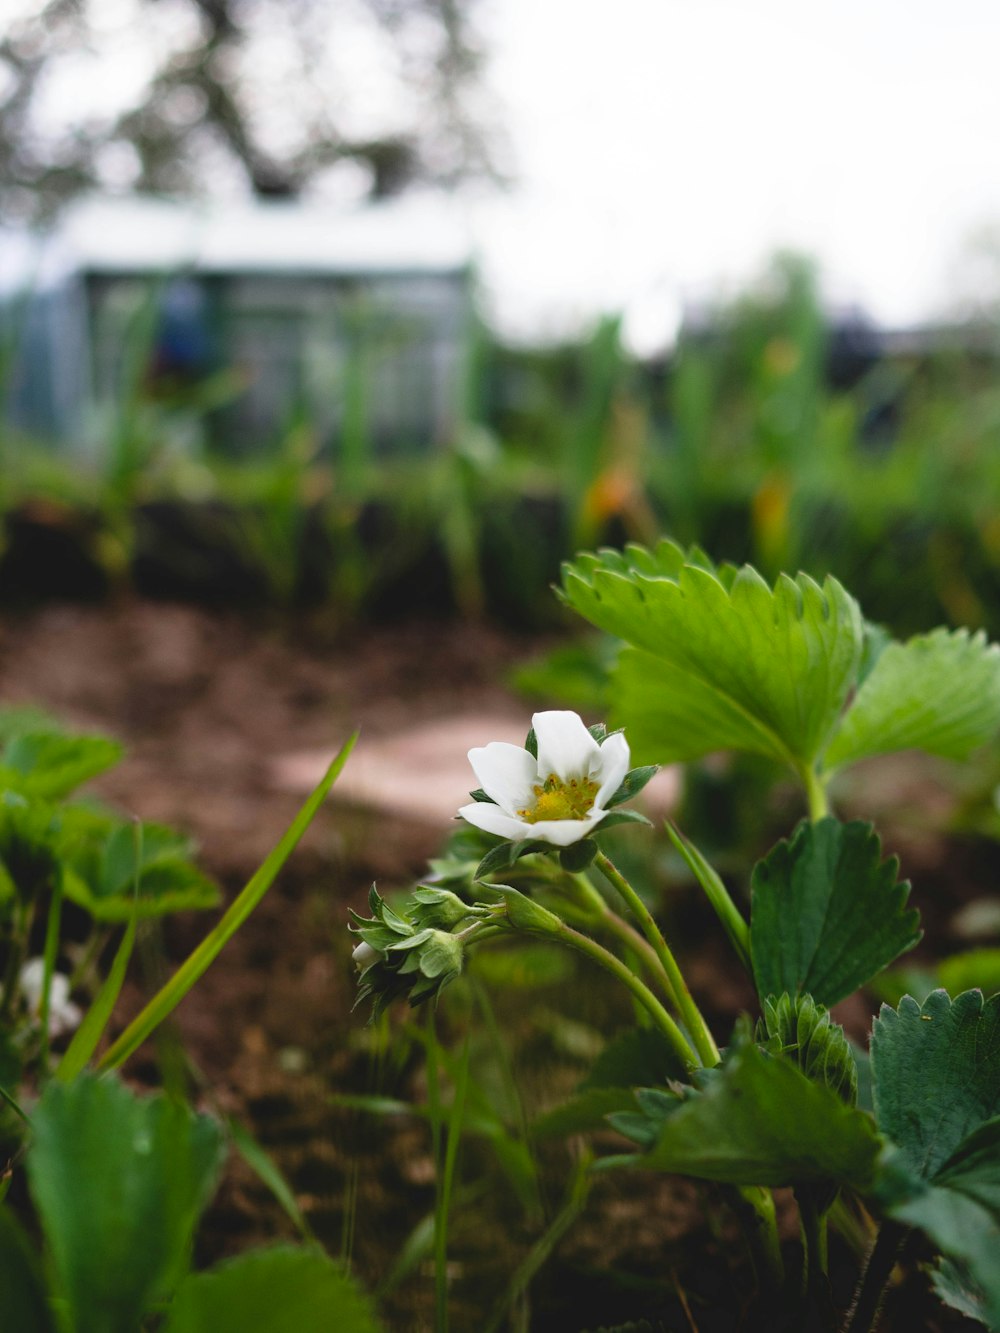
left=0, top=598, right=993, bottom=1331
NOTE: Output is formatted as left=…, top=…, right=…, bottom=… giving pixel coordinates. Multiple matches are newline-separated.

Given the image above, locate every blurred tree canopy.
left=0, top=0, right=499, bottom=222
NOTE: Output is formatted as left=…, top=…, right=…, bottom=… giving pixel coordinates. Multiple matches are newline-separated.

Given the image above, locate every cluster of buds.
left=349, top=884, right=494, bottom=1018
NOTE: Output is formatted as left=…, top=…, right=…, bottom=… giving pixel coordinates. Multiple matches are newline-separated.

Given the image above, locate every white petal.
left=467, top=742, right=538, bottom=814
left=458, top=802, right=536, bottom=842
left=528, top=813, right=607, bottom=846
left=533, top=711, right=600, bottom=781
left=593, top=731, right=631, bottom=808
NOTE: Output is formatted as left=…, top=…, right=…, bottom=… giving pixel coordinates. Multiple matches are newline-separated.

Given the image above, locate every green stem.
left=556, top=920, right=697, bottom=1073
left=664, top=821, right=752, bottom=973
left=99, top=733, right=357, bottom=1070
left=802, top=765, right=830, bottom=822
left=594, top=850, right=719, bottom=1067
left=568, top=871, right=681, bottom=1007
left=730, top=1184, right=784, bottom=1293
left=39, top=872, right=65, bottom=1075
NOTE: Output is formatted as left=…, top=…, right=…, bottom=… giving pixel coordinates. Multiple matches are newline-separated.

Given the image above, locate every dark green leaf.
left=633, top=1041, right=881, bottom=1188
left=750, top=818, right=921, bottom=1007
left=27, top=1074, right=226, bottom=1333
left=871, top=990, right=1000, bottom=1181
left=932, top=1258, right=993, bottom=1328
left=164, top=1246, right=382, bottom=1333
left=875, top=1147, right=1000, bottom=1330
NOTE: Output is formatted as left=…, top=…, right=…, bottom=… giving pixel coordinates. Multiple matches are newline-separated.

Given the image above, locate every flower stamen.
left=517, top=773, right=600, bottom=823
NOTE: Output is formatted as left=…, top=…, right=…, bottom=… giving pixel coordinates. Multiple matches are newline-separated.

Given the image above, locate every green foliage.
left=0, top=730, right=123, bottom=801
left=164, top=1245, right=383, bottom=1333
left=59, top=808, right=220, bottom=921
left=0, top=1207, right=57, bottom=1333
left=750, top=818, right=921, bottom=1007
left=27, top=1074, right=226, bottom=1333
left=560, top=541, right=863, bottom=770
left=615, top=1039, right=881, bottom=1189
left=871, top=989, right=1000, bottom=1180
left=758, top=993, right=858, bottom=1105
left=824, top=628, right=1000, bottom=771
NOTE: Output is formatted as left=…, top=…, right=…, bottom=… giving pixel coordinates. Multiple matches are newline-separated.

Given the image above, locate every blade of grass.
left=227, top=1116, right=316, bottom=1244
left=98, top=732, right=357, bottom=1070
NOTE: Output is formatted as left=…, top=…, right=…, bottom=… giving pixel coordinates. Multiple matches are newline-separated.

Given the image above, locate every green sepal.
left=474, top=837, right=550, bottom=882
left=750, top=818, right=921, bottom=1008
left=758, top=992, right=858, bottom=1106
left=595, top=809, right=651, bottom=832
left=467, top=788, right=493, bottom=804
left=606, top=765, right=658, bottom=808
left=559, top=838, right=598, bottom=872
left=524, top=727, right=538, bottom=759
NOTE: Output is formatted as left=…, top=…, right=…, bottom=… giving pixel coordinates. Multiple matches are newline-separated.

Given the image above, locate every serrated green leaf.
left=824, top=628, right=1000, bottom=772
left=0, top=1207, right=56, bottom=1333
left=871, top=990, right=1000, bottom=1181
left=561, top=545, right=863, bottom=770
left=27, top=1074, right=226, bottom=1333
left=632, top=1041, right=882, bottom=1188
left=0, top=732, right=123, bottom=799
left=932, top=1258, right=994, bottom=1328
left=750, top=818, right=921, bottom=1007
left=164, top=1245, right=382, bottom=1333
left=875, top=1143, right=1000, bottom=1330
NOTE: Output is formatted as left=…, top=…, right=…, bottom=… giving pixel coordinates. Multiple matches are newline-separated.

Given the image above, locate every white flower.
left=19, top=958, right=83, bottom=1038
left=457, top=711, right=630, bottom=848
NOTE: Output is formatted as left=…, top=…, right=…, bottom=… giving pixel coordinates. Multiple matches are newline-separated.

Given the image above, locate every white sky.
left=471, top=0, right=1000, bottom=345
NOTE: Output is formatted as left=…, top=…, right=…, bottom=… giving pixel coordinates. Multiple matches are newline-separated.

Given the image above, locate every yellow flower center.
left=517, top=773, right=600, bottom=823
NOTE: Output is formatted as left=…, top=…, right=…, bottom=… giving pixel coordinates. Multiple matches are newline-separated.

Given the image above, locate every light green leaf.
left=824, top=628, right=1000, bottom=772
left=631, top=1041, right=881, bottom=1188
left=164, top=1246, right=382, bottom=1333
left=871, top=990, right=1000, bottom=1181
left=0, top=1207, right=57, bottom=1333
left=750, top=819, right=921, bottom=1008
left=27, top=1074, right=226, bottom=1333
left=0, top=732, right=123, bottom=799
left=560, top=543, right=863, bottom=770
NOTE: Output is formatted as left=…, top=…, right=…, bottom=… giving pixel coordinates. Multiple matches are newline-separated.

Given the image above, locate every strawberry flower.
left=458, top=711, right=639, bottom=848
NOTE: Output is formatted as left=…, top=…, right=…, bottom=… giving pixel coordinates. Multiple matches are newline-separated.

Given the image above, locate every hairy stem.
left=594, top=850, right=719, bottom=1067
left=842, top=1221, right=908, bottom=1333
